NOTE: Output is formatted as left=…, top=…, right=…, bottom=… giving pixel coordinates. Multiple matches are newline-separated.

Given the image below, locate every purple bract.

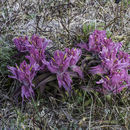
left=13, top=36, right=30, bottom=52
left=46, top=48, right=83, bottom=92
left=8, top=60, right=38, bottom=100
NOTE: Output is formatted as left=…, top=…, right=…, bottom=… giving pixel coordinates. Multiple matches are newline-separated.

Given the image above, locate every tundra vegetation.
left=0, top=0, right=130, bottom=129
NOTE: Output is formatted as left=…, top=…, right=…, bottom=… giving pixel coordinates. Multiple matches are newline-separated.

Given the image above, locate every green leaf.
left=83, top=24, right=87, bottom=34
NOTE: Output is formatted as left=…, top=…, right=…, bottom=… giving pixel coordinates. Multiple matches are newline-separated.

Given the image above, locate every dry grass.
left=0, top=0, right=130, bottom=129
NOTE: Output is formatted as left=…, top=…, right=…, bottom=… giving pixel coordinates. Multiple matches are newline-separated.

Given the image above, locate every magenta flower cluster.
left=78, top=30, right=130, bottom=94
left=8, top=35, right=83, bottom=100
left=45, top=48, right=83, bottom=92
left=8, top=61, right=38, bottom=100
left=8, top=30, right=129, bottom=100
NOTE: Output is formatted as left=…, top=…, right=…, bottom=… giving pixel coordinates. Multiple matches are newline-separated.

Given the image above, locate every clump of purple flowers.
left=78, top=30, right=130, bottom=94
left=46, top=48, right=83, bottom=92
left=8, top=31, right=129, bottom=101
left=8, top=61, right=38, bottom=100
left=14, top=35, right=50, bottom=71
left=9, top=35, right=51, bottom=100
left=9, top=35, right=83, bottom=100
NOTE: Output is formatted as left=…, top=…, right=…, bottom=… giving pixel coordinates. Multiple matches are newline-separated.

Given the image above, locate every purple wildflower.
left=46, top=50, right=72, bottom=91
left=77, top=30, right=107, bottom=53
left=46, top=49, right=83, bottom=92
left=30, top=35, right=51, bottom=50
left=65, top=48, right=81, bottom=66
left=99, top=41, right=128, bottom=72
left=117, top=50, right=130, bottom=69
left=88, top=30, right=106, bottom=52
left=8, top=60, right=38, bottom=100
left=13, top=36, right=30, bottom=52
left=13, top=35, right=51, bottom=53
left=47, top=50, right=71, bottom=74
left=90, top=46, right=129, bottom=94
left=26, top=46, right=47, bottom=71
left=96, top=68, right=129, bottom=94
left=25, top=35, right=50, bottom=70
left=65, top=48, right=83, bottom=78
left=83, top=30, right=130, bottom=94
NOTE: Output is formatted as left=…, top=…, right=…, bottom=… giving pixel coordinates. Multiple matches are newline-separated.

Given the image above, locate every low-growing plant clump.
left=8, top=30, right=130, bottom=103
